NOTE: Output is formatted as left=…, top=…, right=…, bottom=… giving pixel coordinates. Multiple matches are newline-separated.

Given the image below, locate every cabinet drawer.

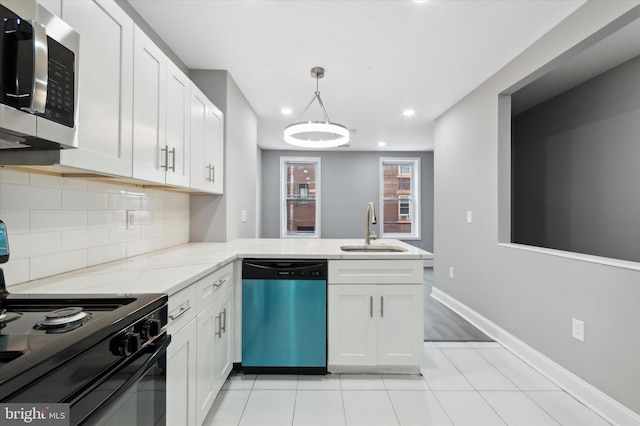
left=196, top=262, right=234, bottom=313
left=329, top=260, right=423, bottom=284
left=168, top=285, right=197, bottom=334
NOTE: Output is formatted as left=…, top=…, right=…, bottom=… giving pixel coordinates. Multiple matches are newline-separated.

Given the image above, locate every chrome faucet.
left=365, top=202, right=377, bottom=245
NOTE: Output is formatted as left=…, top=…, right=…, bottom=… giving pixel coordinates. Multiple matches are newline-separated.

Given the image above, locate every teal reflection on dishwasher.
left=242, top=279, right=327, bottom=367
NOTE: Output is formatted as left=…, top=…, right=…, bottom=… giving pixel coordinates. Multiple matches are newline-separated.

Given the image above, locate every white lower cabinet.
left=167, top=284, right=197, bottom=426
left=195, top=264, right=234, bottom=426
left=327, top=260, right=423, bottom=371
left=167, top=263, right=234, bottom=426
left=167, top=317, right=197, bottom=426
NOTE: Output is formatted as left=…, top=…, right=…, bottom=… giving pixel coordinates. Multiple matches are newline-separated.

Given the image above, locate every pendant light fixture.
left=284, top=67, right=349, bottom=148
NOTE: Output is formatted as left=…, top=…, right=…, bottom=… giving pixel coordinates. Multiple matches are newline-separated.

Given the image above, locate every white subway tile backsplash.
left=109, top=226, right=141, bottom=244
left=31, top=249, right=88, bottom=280
left=88, top=243, right=126, bottom=267
left=88, top=210, right=126, bottom=228
left=30, top=210, right=88, bottom=232
left=0, top=169, right=29, bottom=184
left=2, top=258, right=30, bottom=285
left=0, top=183, right=62, bottom=210
left=61, top=228, right=109, bottom=251
left=0, top=169, right=190, bottom=285
left=62, top=189, right=108, bottom=210
left=30, top=173, right=88, bottom=190
left=126, top=238, right=156, bottom=257
left=109, top=193, right=142, bottom=210
left=10, top=232, right=61, bottom=259
left=0, top=209, right=30, bottom=234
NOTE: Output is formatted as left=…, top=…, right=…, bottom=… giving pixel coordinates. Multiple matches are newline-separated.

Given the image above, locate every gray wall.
left=512, top=56, right=640, bottom=262
left=190, top=70, right=259, bottom=242
left=434, top=1, right=640, bottom=415
left=261, top=150, right=434, bottom=252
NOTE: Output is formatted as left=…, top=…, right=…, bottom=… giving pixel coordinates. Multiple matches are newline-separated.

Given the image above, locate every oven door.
left=72, top=333, right=171, bottom=426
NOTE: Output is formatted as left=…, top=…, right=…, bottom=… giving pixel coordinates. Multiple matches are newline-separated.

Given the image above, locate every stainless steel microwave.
left=0, top=0, right=79, bottom=160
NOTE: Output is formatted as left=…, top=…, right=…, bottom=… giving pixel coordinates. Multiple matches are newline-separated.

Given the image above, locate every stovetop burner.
left=33, top=306, right=93, bottom=332
left=0, top=308, right=22, bottom=325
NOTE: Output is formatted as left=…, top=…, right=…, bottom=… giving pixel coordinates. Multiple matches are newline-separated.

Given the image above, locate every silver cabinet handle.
left=221, top=308, right=227, bottom=333
left=206, top=164, right=213, bottom=182
left=168, top=305, right=191, bottom=322
left=213, top=277, right=228, bottom=288
left=370, top=296, right=373, bottom=318
left=381, top=296, right=384, bottom=317
left=169, top=147, right=176, bottom=172
left=211, top=164, right=215, bottom=183
left=161, top=145, right=169, bottom=170
left=215, top=313, right=222, bottom=338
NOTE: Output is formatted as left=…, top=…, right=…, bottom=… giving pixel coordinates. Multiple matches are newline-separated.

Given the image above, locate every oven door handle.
left=70, top=333, right=171, bottom=424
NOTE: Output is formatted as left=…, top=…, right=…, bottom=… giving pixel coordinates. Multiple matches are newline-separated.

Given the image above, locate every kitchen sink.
left=340, top=245, right=408, bottom=253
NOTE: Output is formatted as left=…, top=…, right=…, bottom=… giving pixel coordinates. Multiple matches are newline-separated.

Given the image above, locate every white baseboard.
left=431, top=287, right=640, bottom=426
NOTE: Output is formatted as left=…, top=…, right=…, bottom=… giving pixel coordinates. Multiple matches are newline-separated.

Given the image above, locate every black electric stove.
left=0, top=221, right=170, bottom=425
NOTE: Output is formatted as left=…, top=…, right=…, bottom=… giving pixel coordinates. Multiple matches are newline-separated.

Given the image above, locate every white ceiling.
left=127, top=0, right=585, bottom=151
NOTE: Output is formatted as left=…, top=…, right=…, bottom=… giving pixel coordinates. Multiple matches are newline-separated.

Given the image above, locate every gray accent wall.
left=434, top=2, right=640, bottom=416
left=261, top=150, right=434, bottom=252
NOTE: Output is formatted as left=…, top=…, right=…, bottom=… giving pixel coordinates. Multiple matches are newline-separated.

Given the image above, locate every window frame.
left=280, top=157, right=321, bottom=238
left=379, top=157, right=421, bottom=240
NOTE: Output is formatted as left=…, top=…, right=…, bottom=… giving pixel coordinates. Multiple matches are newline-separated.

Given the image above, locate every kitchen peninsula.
left=8, top=238, right=431, bottom=426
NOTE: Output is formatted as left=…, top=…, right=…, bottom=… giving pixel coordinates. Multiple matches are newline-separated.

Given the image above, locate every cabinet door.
left=205, top=102, right=224, bottom=194
left=212, top=286, right=233, bottom=395
left=189, top=85, right=208, bottom=191
left=60, top=0, right=134, bottom=176
left=328, top=285, right=377, bottom=366
left=132, top=25, right=166, bottom=184
left=164, top=61, right=190, bottom=187
left=167, top=318, right=197, bottom=426
left=195, top=303, right=217, bottom=426
left=377, top=285, right=423, bottom=365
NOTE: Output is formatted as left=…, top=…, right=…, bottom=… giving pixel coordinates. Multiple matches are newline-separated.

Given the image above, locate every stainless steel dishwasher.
left=241, top=259, right=327, bottom=374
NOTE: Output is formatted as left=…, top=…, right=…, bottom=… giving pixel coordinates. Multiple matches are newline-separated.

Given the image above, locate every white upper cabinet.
left=190, top=84, right=224, bottom=194
left=132, top=25, right=166, bottom=183
left=132, top=26, right=190, bottom=187
left=60, top=0, right=134, bottom=177
left=165, top=61, right=191, bottom=187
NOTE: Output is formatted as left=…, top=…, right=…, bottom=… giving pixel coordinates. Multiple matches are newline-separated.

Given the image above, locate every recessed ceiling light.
left=281, top=108, right=292, bottom=115
left=378, top=141, right=386, bottom=147
left=403, top=109, right=415, bottom=117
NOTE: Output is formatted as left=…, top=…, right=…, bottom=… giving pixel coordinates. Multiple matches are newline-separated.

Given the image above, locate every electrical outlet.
left=241, top=210, right=247, bottom=223
left=126, top=210, right=136, bottom=230
left=449, top=267, right=454, bottom=279
left=466, top=210, right=473, bottom=223
left=572, top=318, right=585, bottom=342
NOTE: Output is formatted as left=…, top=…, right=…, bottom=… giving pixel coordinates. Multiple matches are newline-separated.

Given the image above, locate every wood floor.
left=423, top=268, right=493, bottom=342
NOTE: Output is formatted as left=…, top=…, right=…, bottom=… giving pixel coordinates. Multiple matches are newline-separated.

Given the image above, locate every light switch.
left=241, top=210, right=247, bottom=223
left=466, top=210, right=472, bottom=223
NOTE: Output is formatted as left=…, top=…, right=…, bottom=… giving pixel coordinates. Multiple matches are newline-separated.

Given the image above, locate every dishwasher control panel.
left=242, top=259, right=327, bottom=280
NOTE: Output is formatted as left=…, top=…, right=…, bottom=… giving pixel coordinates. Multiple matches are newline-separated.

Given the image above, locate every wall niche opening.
left=505, top=9, right=640, bottom=263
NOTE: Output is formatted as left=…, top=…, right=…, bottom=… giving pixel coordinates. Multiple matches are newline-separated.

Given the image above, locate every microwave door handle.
left=28, top=20, right=47, bottom=114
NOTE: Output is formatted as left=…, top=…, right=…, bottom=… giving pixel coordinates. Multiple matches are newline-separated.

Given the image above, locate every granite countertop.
left=8, top=238, right=432, bottom=297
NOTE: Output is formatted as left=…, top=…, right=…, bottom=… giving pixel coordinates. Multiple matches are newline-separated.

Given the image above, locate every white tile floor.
left=202, top=341, right=612, bottom=426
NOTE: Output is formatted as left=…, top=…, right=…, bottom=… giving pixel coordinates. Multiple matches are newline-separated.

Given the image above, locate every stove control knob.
left=141, top=319, right=161, bottom=339
left=114, top=332, right=141, bottom=356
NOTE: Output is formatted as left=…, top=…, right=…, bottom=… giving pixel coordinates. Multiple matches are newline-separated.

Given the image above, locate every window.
left=280, top=157, right=321, bottom=237
left=380, top=158, right=420, bottom=239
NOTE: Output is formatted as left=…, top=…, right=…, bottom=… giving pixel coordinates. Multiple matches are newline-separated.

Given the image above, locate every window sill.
left=498, top=243, right=640, bottom=271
